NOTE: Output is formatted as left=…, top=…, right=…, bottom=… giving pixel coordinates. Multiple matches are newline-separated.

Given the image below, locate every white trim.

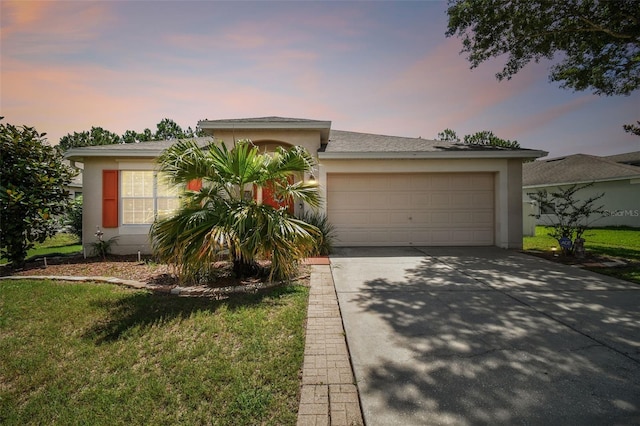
left=319, top=150, right=546, bottom=160
left=117, top=160, right=156, bottom=170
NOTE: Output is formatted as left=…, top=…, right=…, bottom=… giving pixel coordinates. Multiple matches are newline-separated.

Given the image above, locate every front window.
left=121, top=171, right=179, bottom=224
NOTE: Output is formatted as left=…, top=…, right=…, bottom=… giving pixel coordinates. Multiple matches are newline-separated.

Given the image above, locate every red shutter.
left=102, top=170, right=119, bottom=228
left=187, top=179, right=202, bottom=191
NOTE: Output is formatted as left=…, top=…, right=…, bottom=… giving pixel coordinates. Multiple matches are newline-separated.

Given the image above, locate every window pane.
left=157, top=173, right=180, bottom=197
left=157, top=197, right=180, bottom=219
left=122, top=198, right=154, bottom=224
left=122, top=171, right=153, bottom=197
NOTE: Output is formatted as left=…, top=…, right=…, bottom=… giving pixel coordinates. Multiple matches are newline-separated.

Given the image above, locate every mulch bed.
left=0, top=254, right=305, bottom=290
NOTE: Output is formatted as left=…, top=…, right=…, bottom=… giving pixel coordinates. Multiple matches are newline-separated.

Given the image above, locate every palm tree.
left=150, top=139, right=321, bottom=283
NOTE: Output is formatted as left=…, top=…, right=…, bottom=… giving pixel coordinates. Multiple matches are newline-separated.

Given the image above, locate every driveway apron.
left=330, top=247, right=640, bottom=425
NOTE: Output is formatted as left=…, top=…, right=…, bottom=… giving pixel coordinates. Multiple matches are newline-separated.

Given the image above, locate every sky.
left=1, top=0, right=639, bottom=159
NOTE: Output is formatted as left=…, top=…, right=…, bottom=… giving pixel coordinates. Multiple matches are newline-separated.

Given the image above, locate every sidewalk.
left=297, top=264, right=364, bottom=426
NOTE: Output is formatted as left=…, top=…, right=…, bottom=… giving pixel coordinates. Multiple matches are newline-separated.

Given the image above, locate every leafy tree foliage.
left=437, top=128, right=461, bottom=143
left=623, top=121, right=640, bottom=136
left=64, top=195, right=83, bottom=239
left=59, top=118, right=205, bottom=150
left=527, top=184, right=605, bottom=256
left=59, top=127, right=122, bottom=151
left=463, top=130, right=520, bottom=148
left=0, top=119, right=76, bottom=266
left=436, top=128, right=520, bottom=148
left=150, top=139, right=321, bottom=282
left=446, top=0, right=640, bottom=96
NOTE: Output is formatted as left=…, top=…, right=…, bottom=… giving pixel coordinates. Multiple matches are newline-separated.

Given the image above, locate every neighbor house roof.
left=604, top=151, right=640, bottom=167
left=523, top=153, right=640, bottom=187
left=320, top=129, right=545, bottom=159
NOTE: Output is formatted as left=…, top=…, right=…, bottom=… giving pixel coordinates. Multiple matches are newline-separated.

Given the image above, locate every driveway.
left=330, top=247, right=640, bottom=425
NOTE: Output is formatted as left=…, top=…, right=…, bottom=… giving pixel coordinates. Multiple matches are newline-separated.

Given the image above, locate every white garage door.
left=327, top=173, right=495, bottom=246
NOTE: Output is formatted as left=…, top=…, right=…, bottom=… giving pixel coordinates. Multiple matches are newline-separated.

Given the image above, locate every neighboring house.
left=63, top=160, right=83, bottom=198
left=523, top=152, right=640, bottom=229
left=64, top=117, right=545, bottom=255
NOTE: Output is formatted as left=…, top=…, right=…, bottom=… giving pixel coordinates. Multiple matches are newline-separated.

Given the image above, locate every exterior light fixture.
left=308, top=174, right=317, bottom=184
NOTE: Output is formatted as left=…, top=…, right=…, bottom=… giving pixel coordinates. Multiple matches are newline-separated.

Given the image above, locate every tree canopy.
left=59, top=118, right=204, bottom=150
left=446, top=0, right=640, bottom=96
left=1, top=119, right=76, bottom=266
left=437, top=128, right=520, bottom=148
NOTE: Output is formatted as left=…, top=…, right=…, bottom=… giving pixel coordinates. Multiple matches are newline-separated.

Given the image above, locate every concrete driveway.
left=330, top=247, right=640, bottom=425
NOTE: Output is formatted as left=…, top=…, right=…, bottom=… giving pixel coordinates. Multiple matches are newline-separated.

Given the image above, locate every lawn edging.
left=0, top=274, right=288, bottom=297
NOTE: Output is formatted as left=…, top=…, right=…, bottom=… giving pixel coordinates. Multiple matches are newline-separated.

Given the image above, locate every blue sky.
left=2, top=0, right=638, bottom=158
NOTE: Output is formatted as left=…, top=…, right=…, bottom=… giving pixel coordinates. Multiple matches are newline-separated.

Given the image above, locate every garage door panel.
left=327, top=173, right=494, bottom=246
left=430, top=193, right=451, bottom=206
left=410, top=193, right=431, bottom=208
left=408, top=175, right=432, bottom=190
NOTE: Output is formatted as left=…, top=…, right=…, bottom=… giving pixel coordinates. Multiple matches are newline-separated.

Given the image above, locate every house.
left=523, top=152, right=640, bottom=229
left=64, top=117, right=545, bottom=255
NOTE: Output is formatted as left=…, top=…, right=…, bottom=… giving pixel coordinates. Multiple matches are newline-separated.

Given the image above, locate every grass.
left=524, top=226, right=640, bottom=284
left=0, top=280, right=309, bottom=425
left=0, top=233, right=82, bottom=265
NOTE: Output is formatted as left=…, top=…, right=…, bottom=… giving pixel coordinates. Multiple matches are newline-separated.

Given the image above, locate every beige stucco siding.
left=82, top=157, right=159, bottom=255
left=523, top=179, right=640, bottom=228
left=210, top=129, right=322, bottom=161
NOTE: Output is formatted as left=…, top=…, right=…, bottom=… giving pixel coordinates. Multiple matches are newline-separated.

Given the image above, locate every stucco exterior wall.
left=318, top=157, right=524, bottom=249
left=82, top=157, right=159, bottom=256
left=523, top=179, right=640, bottom=228
left=209, top=129, right=322, bottom=161
left=80, top=132, right=322, bottom=255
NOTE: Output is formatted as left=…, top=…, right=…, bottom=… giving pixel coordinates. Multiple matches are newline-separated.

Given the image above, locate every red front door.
left=259, top=178, right=294, bottom=213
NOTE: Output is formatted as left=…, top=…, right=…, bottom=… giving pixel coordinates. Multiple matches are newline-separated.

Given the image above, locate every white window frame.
left=120, top=170, right=180, bottom=226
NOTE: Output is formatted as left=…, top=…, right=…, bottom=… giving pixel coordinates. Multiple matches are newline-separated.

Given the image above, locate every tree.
left=623, top=121, right=640, bottom=136
left=446, top=0, right=640, bottom=96
left=436, top=128, right=520, bottom=148
left=59, top=127, right=122, bottom=150
left=0, top=119, right=76, bottom=266
left=463, top=130, right=520, bottom=148
left=150, top=139, right=321, bottom=282
left=122, top=130, right=138, bottom=144
left=60, top=119, right=205, bottom=150
left=437, top=128, right=460, bottom=142
left=527, top=184, right=605, bottom=256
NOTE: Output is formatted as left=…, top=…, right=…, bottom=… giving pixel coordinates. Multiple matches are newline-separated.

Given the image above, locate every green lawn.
left=0, top=233, right=82, bottom=265
left=0, top=280, right=308, bottom=425
left=524, top=226, right=640, bottom=284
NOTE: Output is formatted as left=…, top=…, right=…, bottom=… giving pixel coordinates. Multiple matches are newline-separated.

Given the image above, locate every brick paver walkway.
left=297, top=265, right=364, bottom=426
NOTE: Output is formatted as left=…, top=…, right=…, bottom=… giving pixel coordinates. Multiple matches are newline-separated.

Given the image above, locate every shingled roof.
left=523, top=153, right=640, bottom=186
left=322, top=129, right=543, bottom=159
left=605, top=151, right=640, bottom=167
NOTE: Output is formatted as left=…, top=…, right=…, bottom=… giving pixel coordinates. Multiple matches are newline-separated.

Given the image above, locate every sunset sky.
left=2, top=0, right=638, bottom=159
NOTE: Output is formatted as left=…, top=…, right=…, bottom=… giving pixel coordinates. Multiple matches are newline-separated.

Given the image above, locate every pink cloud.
left=381, top=38, right=547, bottom=134
left=498, top=96, right=594, bottom=138
left=1, top=1, right=114, bottom=53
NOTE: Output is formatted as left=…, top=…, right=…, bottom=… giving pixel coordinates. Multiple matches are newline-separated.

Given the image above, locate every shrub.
left=65, top=195, right=83, bottom=239
left=298, top=212, right=337, bottom=256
